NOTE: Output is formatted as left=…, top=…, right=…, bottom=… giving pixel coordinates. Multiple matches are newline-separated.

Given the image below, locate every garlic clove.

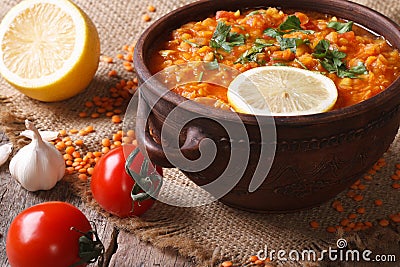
left=20, top=129, right=59, bottom=141
left=9, top=120, right=65, bottom=192
left=0, top=143, right=13, bottom=167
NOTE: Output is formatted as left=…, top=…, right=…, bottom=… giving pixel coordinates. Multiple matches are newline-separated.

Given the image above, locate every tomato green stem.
left=125, top=148, right=163, bottom=209
left=69, top=222, right=104, bottom=267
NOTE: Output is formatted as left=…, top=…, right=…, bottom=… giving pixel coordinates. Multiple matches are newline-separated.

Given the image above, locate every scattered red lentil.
left=108, top=70, right=118, bottom=77
left=79, top=112, right=88, bottom=118
left=346, top=190, right=356, bottom=198
left=254, top=260, right=264, bottom=265
left=221, top=261, right=233, bottom=267
left=358, top=184, right=366, bottom=190
left=348, top=213, right=357, bottom=219
left=65, top=146, right=75, bottom=155
left=249, top=255, right=258, bottom=262
left=111, top=115, right=122, bottom=124
left=391, top=214, right=400, bottom=223
left=353, top=194, right=364, bottom=202
left=310, top=221, right=319, bottom=229
left=69, top=129, right=79, bottom=134
left=336, top=204, right=344, bottom=212
left=326, top=226, right=336, bottom=233
left=364, top=221, right=373, bottom=227
left=101, top=56, right=114, bottom=63
left=363, top=175, right=373, bottom=181
left=78, top=173, right=88, bottom=181
left=142, top=14, right=151, bottom=22
left=374, top=199, right=383, bottom=206
left=340, top=218, right=349, bottom=227
left=332, top=200, right=341, bottom=209
left=356, top=207, right=366, bottom=214
left=392, top=183, right=400, bottom=189
left=59, top=129, right=67, bottom=136
left=148, top=5, right=156, bottom=12
left=379, top=219, right=390, bottom=227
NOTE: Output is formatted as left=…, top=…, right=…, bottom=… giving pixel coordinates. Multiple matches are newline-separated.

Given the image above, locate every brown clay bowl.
left=133, top=0, right=400, bottom=212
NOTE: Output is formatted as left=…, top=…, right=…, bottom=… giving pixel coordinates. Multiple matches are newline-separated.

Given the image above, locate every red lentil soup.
left=150, top=8, right=400, bottom=111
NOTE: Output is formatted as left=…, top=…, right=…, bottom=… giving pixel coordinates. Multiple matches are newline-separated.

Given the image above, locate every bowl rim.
left=134, top=0, right=400, bottom=126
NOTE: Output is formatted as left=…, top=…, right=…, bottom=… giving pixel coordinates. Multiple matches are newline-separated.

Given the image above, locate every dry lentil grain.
left=142, top=14, right=151, bottom=22
left=221, top=261, right=233, bottom=267
left=310, top=221, right=319, bottom=229
left=374, top=199, right=383, bottom=206
left=379, top=219, right=389, bottom=227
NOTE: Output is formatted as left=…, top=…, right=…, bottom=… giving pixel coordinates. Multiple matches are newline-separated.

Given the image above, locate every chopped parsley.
left=327, top=21, right=353, bottom=33
left=276, top=36, right=309, bottom=53
left=208, top=12, right=364, bottom=79
left=312, top=39, right=367, bottom=78
left=263, top=15, right=314, bottom=38
left=246, top=10, right=265, bottom=16
left=235, top=38, right=274, bottom=64
left=278, top=15, right=303, bottom=31
left=204, top=59, right=220, bottom=70
left=182, top=38, right=202, bottom=47
left=210, top=21, right=245, bottom=52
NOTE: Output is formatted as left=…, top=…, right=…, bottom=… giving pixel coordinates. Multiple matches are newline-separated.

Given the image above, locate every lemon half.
left=0, top=0, right=100, bottom=102
left=228, top=66, right=338, bottom=116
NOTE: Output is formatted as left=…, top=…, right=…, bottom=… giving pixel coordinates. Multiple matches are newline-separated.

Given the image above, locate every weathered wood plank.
left=108, top=229, right=195, bottom=267
left=0, top=144, right=195, bottom=267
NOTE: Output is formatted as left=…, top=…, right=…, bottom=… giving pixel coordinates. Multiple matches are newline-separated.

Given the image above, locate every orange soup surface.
left=151, top=8, right=400, bottom=111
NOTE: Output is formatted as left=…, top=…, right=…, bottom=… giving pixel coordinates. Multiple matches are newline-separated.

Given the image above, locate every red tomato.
left=90, top=144, right=162, bottom=218
left=215, top=11, right=237, bottom=20
left=6, top=201, right=102, bottom=267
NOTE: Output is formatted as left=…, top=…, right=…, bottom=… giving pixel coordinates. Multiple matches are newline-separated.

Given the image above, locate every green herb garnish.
left=210, top=21, right=245, bottom=52
left=198, top=71, right=204, bottom=82
left=182, top=38, right=202, bottom=47
left=246, top=10, right=265, bottom=16
left=279, top=15, right=303, bottom=31
left=327, top=21, right=353, bottom=33
left=263, top=15, right=314, bottom=38
left=263, top=28, right=281, bottom=38
left=294, top=58, right=308, bottom=69
left=312, top=39, right=367, bottom=78
left=235, top=38, right=274, bottom=64
left=204, top=59, right=220, bottom=70
left=277, top=36, right=309, bottom=53
left=272, top=62, right=288, bottom=66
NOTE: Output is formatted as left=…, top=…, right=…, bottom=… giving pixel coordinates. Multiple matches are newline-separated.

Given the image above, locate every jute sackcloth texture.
left=1, top=0, right=400, bottom=266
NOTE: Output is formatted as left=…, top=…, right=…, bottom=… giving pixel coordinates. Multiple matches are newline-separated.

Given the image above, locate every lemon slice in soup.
left=227, top=66, right=338, bottom=116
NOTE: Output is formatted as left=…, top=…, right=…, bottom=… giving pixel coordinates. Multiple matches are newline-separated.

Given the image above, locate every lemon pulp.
left=227, top=66, right=338, bottom=116
left=0, top=0, right=100, bottom=102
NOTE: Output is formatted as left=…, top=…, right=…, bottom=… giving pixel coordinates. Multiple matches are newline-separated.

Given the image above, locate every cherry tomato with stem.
left=90, top=144, right=163, bottom=218
left=6, top=201, right=103, bottom=267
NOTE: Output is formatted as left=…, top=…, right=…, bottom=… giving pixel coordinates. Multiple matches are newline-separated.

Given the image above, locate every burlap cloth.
left=1, top=0, right=400, bottom=266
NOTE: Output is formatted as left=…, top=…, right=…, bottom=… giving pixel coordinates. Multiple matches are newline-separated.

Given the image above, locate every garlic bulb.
left=0, top=143, right=13, bottom=167
left=9, top=120, right=65, bottom=191
left=20, top=129, right=60, bottom=141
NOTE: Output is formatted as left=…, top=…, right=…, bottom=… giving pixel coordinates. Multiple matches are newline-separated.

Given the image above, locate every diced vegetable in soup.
left=151, top=8, right=400, bottom=110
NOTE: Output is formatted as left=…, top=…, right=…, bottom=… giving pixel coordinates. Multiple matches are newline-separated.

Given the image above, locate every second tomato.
left=90, top=144, right=162, bottom=217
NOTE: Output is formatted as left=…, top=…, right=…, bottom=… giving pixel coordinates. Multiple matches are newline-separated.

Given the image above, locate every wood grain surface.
left=0, top=135, right=195, bottom=267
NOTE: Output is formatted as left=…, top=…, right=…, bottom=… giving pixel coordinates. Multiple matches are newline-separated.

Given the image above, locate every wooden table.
left=0, top=136, right=195, bottom=267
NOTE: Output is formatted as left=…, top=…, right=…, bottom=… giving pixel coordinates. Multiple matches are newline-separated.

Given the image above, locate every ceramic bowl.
left=134, top=0, right=400, bottom=212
